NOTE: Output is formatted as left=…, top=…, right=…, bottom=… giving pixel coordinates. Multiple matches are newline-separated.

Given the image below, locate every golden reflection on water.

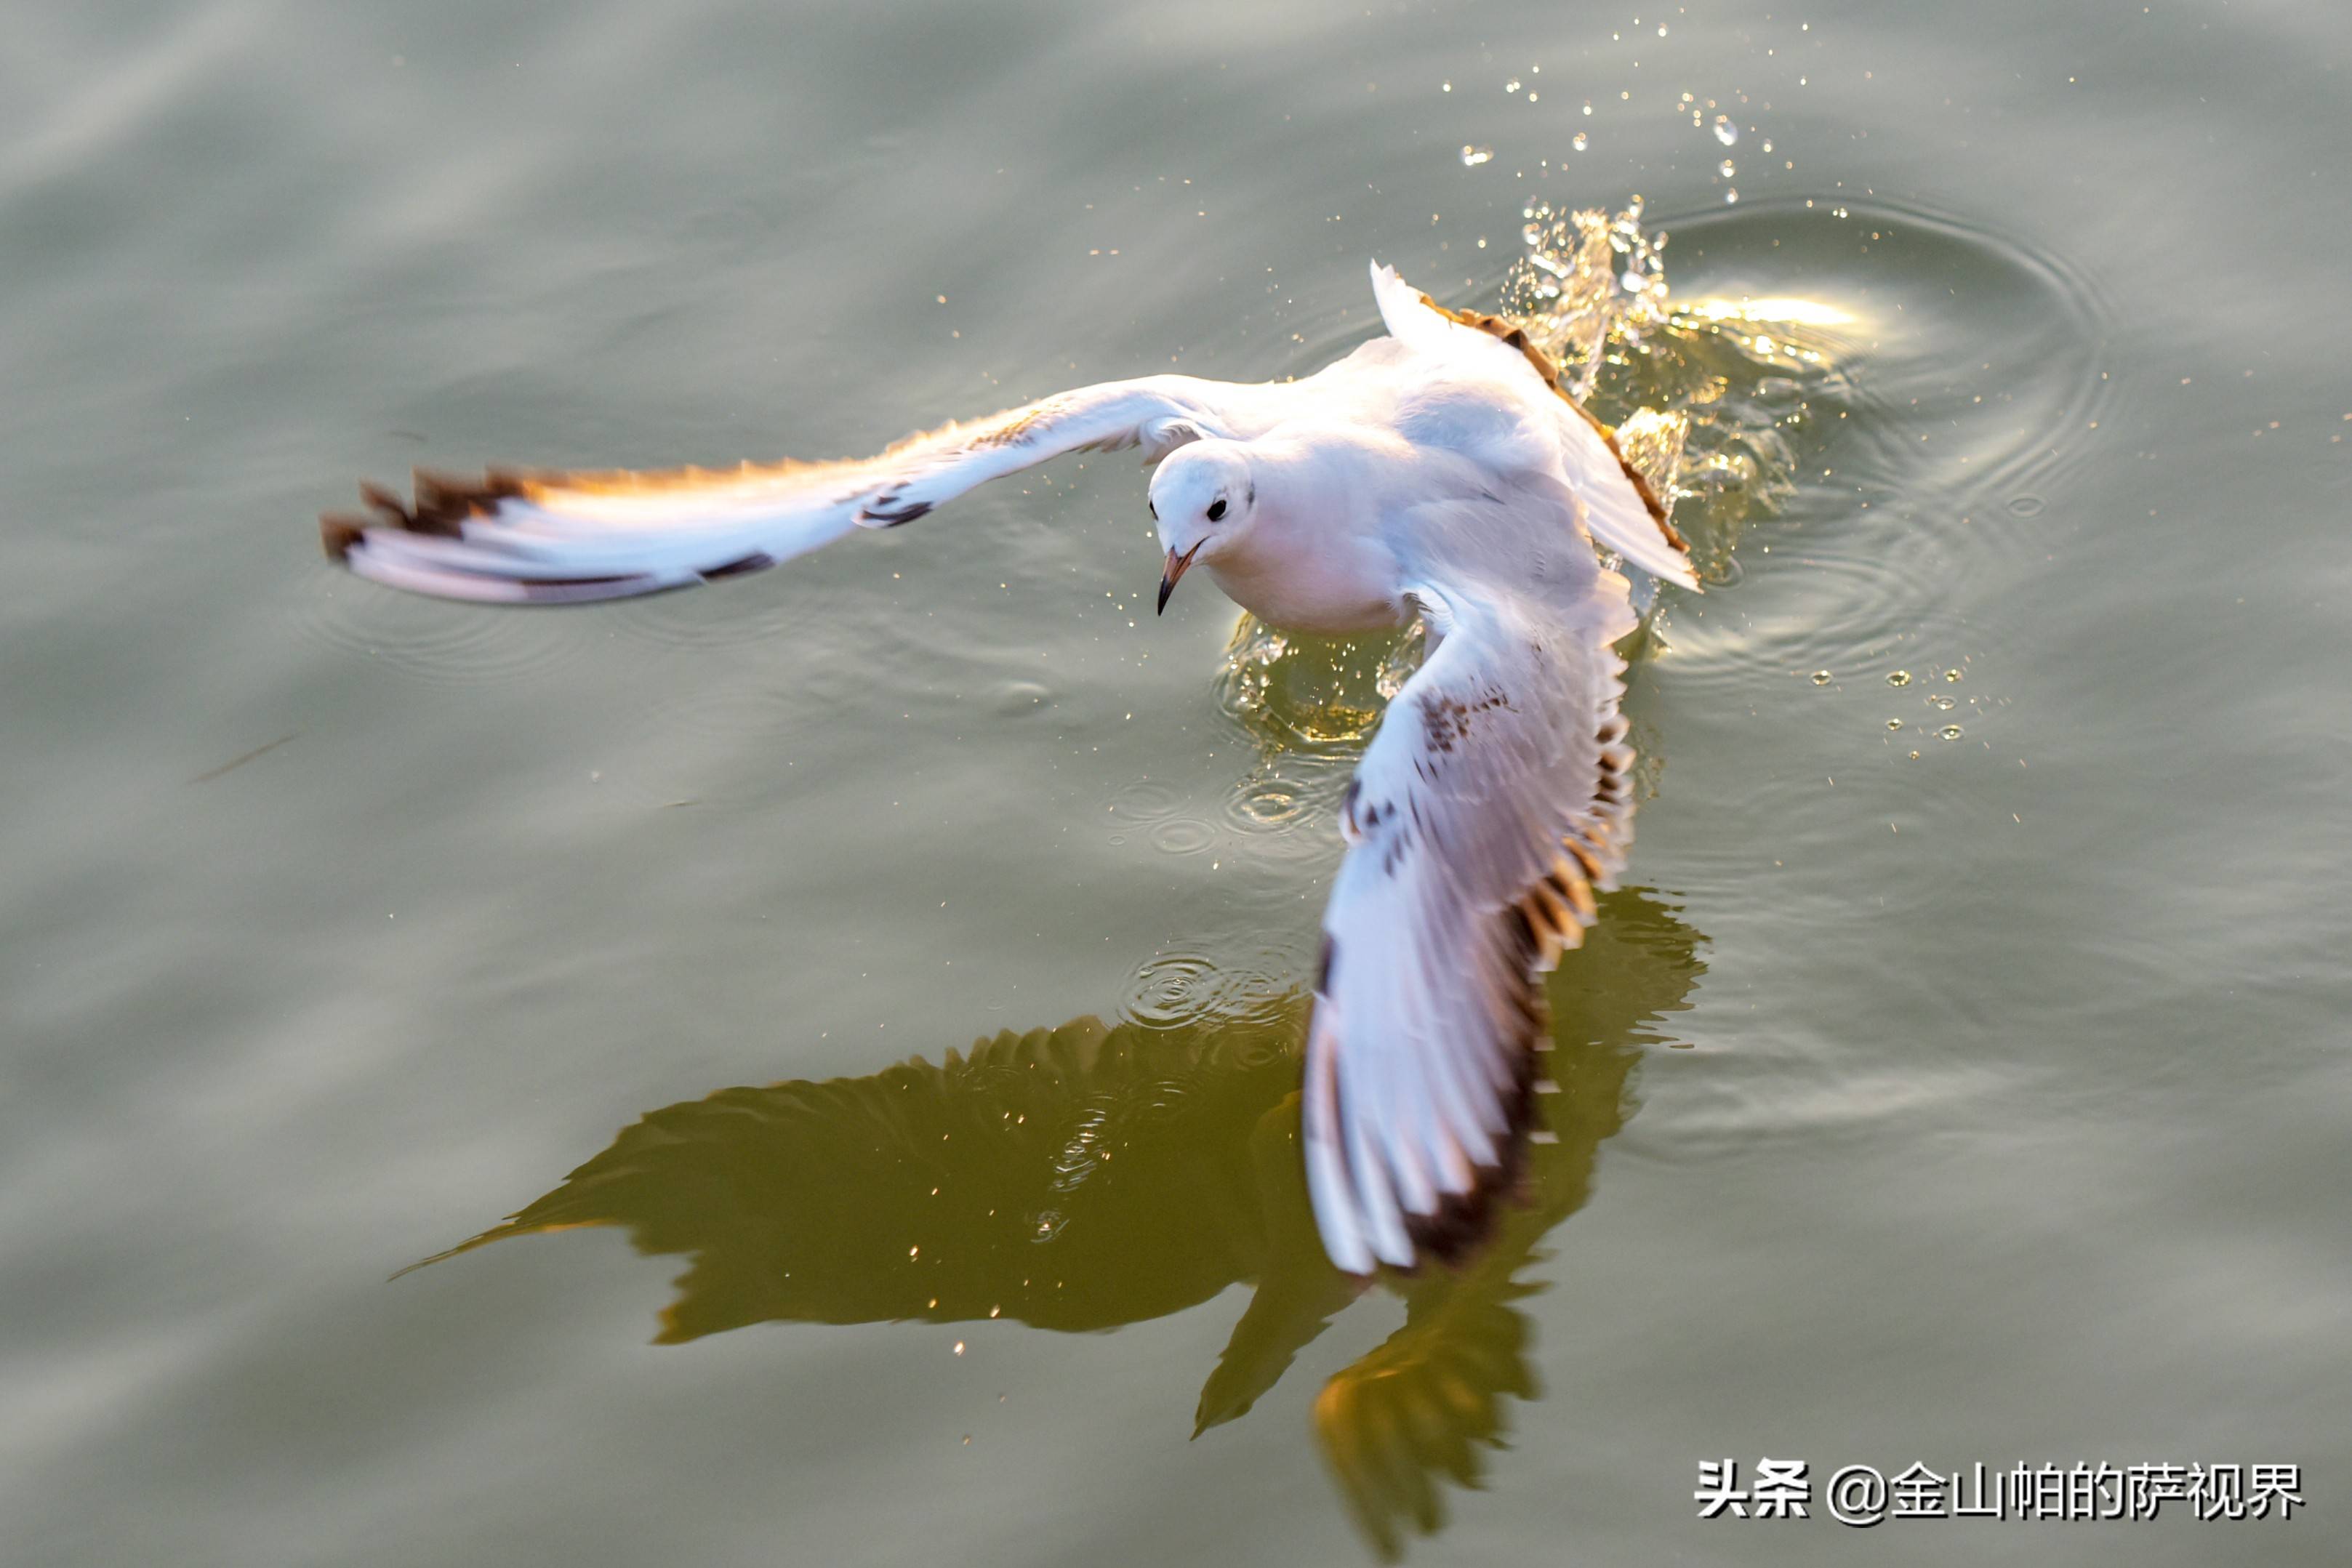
left=411, top=890, right=1703, bottom=1559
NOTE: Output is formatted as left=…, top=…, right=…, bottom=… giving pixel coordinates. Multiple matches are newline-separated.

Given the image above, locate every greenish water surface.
left=5, top=2, right=2349, bottom=1564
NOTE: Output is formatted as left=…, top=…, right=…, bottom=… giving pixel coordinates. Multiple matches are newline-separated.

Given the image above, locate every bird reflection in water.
left=409, top=890, right=1703, bottom=1558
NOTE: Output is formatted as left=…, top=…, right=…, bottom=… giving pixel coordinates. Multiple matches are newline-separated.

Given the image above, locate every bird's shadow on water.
left=405, top=888, right=1706, bottom=1559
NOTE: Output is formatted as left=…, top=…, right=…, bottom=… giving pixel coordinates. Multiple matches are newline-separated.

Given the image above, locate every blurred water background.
left=4, top=1, right=2348, bottom=1563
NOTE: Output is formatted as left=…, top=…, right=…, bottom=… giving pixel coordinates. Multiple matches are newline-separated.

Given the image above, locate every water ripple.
left=292, top=571, right=590, bottom=687
left=1642, top=198, right=2111, bottom=699
left=1118, top=951, right=1292, bottom=1031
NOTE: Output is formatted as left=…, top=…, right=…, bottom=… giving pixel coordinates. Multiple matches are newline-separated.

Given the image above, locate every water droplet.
left=1714, top=116, right=1738, bottom=146
left=1717, top=159, right=1735, bottom=179
left=1943, top=668, right=1963, bottom=683
left=1887, top=670, right=1913, bottom=687
left=1724, top=188, right=1739, bottom=204
left=1581, top=100, right=1594, bottom=115
left=1761, top=138, right=1774, bottom=153
left=1886, top=719, right=1904, bottom=731
left=1571, top=132, right=1589, bottom=151
left=2007, top=495, right=2044, bottom=517
left=1506, top=79, right=1522, bottom=92
left=1938, top=725, right=1964, bottom=741
left=1810, top=670, right=1832, bottom=685
left=1754, top=335, right=1776, bottom=355
left=1460, top=145, right=1493, bottom=166
left=1929, top=695, right=1956, bottom=711
left=953, top=1340, right=966, bottom=1356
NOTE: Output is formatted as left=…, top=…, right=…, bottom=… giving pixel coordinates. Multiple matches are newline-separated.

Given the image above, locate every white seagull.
left=322, top=262, right=1698, bottom=1276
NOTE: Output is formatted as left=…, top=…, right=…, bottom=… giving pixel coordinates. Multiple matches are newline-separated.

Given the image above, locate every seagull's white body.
left=324, top=263, right=1697, bottom=1276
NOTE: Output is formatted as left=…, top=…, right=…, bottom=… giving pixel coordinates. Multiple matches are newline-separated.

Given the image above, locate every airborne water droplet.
left=1724, top=188, right=1739, bottom=204
left=1714, top=116, right=1738, bottom=146
left=1461, top=145, right=1493, bottom=166
left=1719, top=159, right=1736, bottom=177
left=1572, top=132, right=1589, bottom=151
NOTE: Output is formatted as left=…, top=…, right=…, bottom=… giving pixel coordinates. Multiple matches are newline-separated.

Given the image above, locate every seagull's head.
left=1149, top=441, right=1256, bottom=614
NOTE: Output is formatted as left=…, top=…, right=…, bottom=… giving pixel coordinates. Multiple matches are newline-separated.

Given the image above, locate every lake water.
left=7, top=1, right=2349, bottom=1563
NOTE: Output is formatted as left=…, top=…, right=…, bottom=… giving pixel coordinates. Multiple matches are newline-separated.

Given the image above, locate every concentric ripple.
left=292, top=569, right=593, bottom=687
left=1119, top=950, right=1292, bottom=1032
left=1623, top=197, right=2113, bottom=696
left=1102, top=775, right=1186, bottom=836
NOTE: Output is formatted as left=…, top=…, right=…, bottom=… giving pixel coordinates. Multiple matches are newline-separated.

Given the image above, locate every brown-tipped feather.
left=330, top=467, right=542, bottom=552
left=357, top=481, right=408, bottom=523
left=1519, top=881, right=1576, bottom=954
left=1554, top=861, right=1599, bottom=922
left=319, top=514, right=369, bottom=560
left=1417, top=292, right=1689, bottom=555
left=1398, top=912, right=1546, bottom=1268
left=410, top=467, right=525, bottom=535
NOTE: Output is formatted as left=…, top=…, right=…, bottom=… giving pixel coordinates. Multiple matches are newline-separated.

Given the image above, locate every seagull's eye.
left=1207, top=499, right=1227, bottom=522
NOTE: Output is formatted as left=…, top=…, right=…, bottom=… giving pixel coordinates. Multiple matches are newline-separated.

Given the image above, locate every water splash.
left=1223, top=198, right=1846, bottom=749
left=1504, top=198, right=1671, bottom=401
left=1509, top=201, right=1845, bottom=582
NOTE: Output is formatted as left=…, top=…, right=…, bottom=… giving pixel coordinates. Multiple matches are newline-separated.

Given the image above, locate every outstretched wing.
left=1367, top=260, right=1697, bottom=590
left=1302, top=560, right=1641, bottom=1275
left=322, top=376, right=1253, bottom=603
